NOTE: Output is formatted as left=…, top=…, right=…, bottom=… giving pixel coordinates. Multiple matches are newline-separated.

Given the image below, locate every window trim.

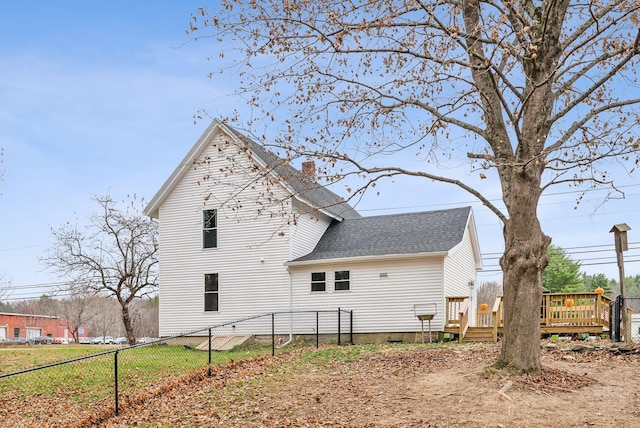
left=311, top=272, right=326, bottom=292
left=334, top=270, right=350, bottom=291
left=204, top=273, right=219, bottom=312
left=203, top=209, right=218, bottom=249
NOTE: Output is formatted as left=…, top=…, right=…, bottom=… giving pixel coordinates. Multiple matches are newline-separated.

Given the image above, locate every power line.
left=481, top=242, right=640, bottom=259
left=480, top=258, right=640, bottom=273
left=358, top=183, right=640, bottom=213
left=1, top=281, right=71, bottom=291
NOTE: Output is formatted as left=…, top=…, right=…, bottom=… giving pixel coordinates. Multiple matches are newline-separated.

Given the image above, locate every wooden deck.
left=444, top=292, right=613, bottom=342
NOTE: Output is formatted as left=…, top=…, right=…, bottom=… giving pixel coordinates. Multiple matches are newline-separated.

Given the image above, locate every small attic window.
left=203, top=209, right=217, bottom=248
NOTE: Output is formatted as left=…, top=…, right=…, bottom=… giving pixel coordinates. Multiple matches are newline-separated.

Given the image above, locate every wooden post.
left=610, top=224, right=631, bottom=343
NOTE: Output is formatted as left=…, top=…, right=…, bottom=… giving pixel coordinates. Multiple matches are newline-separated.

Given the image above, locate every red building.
left=0, top=312, right=87, bottom=342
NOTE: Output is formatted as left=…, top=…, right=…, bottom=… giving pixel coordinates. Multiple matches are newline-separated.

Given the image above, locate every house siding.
left=157, top=131, right=295, bottom=336
left=288, top=257, right=445, bottom=333
left=289, top=199, right=332, bottom=260
left=150, top=121, right=483, bottom=339
left=443, top=222, right=479, bottom=323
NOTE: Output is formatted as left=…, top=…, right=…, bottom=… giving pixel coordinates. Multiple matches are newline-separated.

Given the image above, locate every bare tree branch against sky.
left=0, top=0, right=638, bottom=331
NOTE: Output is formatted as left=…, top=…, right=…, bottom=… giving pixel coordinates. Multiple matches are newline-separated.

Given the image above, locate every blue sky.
left=1, top=1, right=639, bottom=301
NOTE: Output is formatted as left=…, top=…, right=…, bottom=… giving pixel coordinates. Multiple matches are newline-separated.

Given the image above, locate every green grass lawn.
left=0, top=344, right=111, bottom=374
left=0, top=343, right=272, bottom=403
left=0, top=340, right=457, bottom=419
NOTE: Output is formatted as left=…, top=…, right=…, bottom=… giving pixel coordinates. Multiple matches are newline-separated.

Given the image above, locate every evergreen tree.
left=582, top=273, right=614, bottom=296
left=543, top=245, right=583, bottom=293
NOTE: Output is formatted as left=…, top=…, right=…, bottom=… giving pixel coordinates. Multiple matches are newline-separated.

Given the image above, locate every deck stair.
left=461, top=327, right=495, bottom=342
left=196, top=334, right=253, bottom=351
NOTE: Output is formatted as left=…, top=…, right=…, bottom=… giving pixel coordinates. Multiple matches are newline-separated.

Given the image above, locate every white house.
left=145, top=119, right=482, bottom=342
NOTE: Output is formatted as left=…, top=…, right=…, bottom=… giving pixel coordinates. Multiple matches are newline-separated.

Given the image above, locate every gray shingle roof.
left=289, top=206, right=471, bottom=263
left=228, top=126, right=361, bottom=220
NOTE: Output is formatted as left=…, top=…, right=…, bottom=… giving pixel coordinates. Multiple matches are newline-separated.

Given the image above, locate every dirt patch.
left=7, top=342, right=640, bottom=427
left=102, top=342, right=640, bottom=427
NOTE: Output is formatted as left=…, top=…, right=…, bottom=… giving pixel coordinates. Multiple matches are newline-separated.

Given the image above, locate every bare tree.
left=42, top=195, right=159, bottom=345
left=476, top=281, right=503, bottom=308
left=192, top=0, right=640, bottom=373
left=131, top=296, right=159, bottom=338
left=56, top=293, right=96, bottom=343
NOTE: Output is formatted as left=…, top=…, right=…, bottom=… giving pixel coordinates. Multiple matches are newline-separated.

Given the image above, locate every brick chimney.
left=302, top=161, right=316, bottom=180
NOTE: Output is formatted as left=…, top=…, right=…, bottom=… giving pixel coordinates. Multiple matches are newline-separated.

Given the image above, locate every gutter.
left=284, top=250, right=450, bottom=267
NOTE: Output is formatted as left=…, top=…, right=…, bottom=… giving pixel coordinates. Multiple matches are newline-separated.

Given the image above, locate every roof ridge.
left=341, top=206, right=471, bottom=221
left=222, top=121, right=361, bottom=220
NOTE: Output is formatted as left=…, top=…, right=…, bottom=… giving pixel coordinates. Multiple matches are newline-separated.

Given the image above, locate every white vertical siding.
left=288, top=257, right=446, bottom=333
left=289, top=199, right=332, bottom=260
left=157, top=130, right=294, bottom=336
left=443, top=223, right=480, bottom=325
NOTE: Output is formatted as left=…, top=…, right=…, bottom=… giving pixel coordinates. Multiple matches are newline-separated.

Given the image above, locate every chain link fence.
left=624, top=297, right=640, bottom=343
left=0, top=309, right=352, bottom=427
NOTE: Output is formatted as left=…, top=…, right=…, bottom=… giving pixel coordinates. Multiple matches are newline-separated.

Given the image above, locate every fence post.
left=208, top=328, right=212, bottom=377
left=337, top=307, right=341, bottom=346
left=350, top=310, right=353, bottom=345
left=114, top=350, right=119, bottom=417
left=271, top=313, right=275, bottom=356
left=611, top=296, right=620, bottom=342
left=316, top=311, right=319, bottom=349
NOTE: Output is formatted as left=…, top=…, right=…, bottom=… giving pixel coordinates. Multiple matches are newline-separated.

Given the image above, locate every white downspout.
left=280, top=267, right=294, bottom=347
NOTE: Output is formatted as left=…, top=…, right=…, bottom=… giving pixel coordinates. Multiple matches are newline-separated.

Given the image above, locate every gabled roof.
left=286, top=206, right=475, bottom=265
left=144, top=119, right=360, bottom=220
left=225, top=124, right=360, bottom=220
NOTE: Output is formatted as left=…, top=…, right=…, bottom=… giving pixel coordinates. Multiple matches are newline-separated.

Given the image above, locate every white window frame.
left=203, top=209, right=218, bottom=249
left=311, top=272, right=326, bottom=292
left=334, top=270, right=350, bottom=291
left=204, top=273, right=219, bottom=312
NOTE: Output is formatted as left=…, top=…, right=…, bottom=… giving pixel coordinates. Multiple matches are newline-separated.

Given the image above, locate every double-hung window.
left=204, top=273, right=219, bottom=312
left=203, top=209, right=217, bottom=248
left=334, top=271, right=350, bottom=291
left=311, top=272, right=326, bottom=292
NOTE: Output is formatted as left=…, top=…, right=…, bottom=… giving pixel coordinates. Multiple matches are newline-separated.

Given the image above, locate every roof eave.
left=292, top=194, right=344, bottom=222
left=284, top=251, right=450, bottom=267
left=465, top=209, right=484, bottom=270
left=144, top=119, right=355, bottom=222
left=144, top=119, right=224, bottom=218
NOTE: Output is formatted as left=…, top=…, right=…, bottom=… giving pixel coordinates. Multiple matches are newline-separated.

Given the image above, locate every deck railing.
left=446, top=292, right=612, bottom=339
left=445, top=296, right=468, bottom=326
left=458, top=299, right=470, bottom=343
left=541, top=292, right=611, bottom=327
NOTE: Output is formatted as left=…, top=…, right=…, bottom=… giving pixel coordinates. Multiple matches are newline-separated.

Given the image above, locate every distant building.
left=0, top=312, right=87, bottom=342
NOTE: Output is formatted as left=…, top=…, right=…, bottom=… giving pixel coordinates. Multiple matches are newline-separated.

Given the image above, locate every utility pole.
left=610, top=223, right=631, bottom=343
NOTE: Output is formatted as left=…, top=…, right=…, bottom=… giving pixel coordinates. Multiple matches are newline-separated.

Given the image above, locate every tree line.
left=478, top=244, right=636, bottom=305
left=0, top=294, right=159, bottom=343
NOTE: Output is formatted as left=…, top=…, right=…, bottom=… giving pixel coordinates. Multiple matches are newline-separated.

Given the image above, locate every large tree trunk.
left=497, top=175, right=551, bottom=374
